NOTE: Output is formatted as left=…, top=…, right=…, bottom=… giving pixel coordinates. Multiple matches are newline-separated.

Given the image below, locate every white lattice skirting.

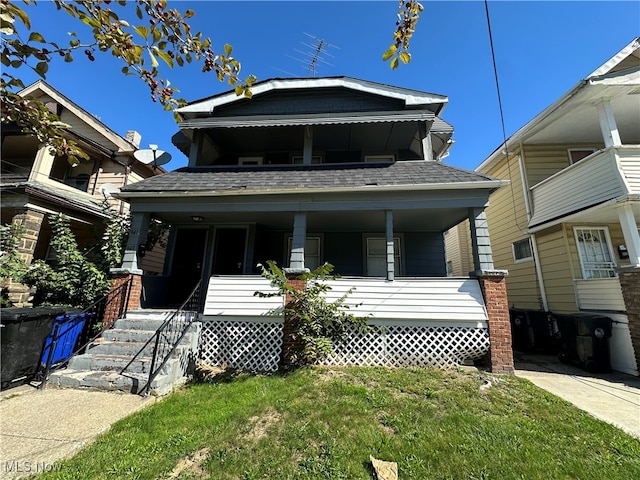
left=199, top=319, right=490, bottom=372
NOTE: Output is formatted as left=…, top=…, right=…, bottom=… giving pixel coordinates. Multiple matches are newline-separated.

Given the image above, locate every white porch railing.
left=199, top=276, right=490, bottom=371
left=529, top=146, right=640, bottom=228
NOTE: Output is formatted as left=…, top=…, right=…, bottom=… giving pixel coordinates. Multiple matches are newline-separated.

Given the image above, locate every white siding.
left=530, top=150, right=626, bottom=227
left=574, top=278, right=626, bottom=311
left=324, top=277, right=488, bottom=326
left=204, top=276, right=283, bottom=317
left=619, top=148, right=640, bottom=193
left=203, top=276, right=489, bottom=327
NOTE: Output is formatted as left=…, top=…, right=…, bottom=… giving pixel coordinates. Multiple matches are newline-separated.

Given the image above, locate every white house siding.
left=530, top=150, right=626, bottom=227
left=619, top=149, right=640, bottom=193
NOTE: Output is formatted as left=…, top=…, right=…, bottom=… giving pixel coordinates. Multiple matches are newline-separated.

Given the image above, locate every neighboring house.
left=1, top=80, right=165, bottom=305
left=114, top=76, right=515, bottom=373
left=446, top=38, right=640, bottom=376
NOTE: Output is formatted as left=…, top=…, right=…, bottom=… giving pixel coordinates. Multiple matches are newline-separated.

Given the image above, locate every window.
left=287, top=236, right=321, bottom=270
left=512, top=238, right=533, bottom=263
left=366, top=237, right=401, bottom=277
left=574, top=227, right=617, bottom=279
left=568, top=148, right=596, bottom=165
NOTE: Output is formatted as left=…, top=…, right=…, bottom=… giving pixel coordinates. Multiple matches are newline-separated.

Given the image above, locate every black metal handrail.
left=121, top=280, right=202, bottom=396
left=37, top=277, right=133, bottom=389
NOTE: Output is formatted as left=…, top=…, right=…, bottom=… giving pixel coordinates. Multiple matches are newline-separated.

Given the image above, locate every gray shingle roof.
left=121, top=161, right=498, bottom=194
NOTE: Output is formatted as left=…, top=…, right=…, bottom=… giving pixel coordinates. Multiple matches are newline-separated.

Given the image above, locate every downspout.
left=517, top=149, right=548, bottom=311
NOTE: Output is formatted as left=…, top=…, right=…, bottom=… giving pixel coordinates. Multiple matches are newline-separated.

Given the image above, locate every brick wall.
left=280, top=276, right=306, bottom=369
left=618, top=266, right=640, bottom=372
left=477, top=274, right=514, bottom=374
left=3, top=209, right=45, bottom=305
left=102, top=272, right=141, bottom=329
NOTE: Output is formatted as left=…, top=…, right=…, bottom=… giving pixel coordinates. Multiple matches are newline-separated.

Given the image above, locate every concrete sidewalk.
left=515, top=354, right=640, bottom=439
left=0, top=384, right=155, bottom=480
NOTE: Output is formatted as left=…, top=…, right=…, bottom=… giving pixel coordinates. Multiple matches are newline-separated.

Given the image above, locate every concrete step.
left=67, top=350, right=185, bottom=375
left=86, top=340, right=155, bottom=357
left=48, top=369, right=174, bottom=395
left=101, top=328, right=157, bottom=344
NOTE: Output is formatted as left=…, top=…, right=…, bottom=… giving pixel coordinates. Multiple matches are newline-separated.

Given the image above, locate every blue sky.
left=15, top=1, right=640, bottom=171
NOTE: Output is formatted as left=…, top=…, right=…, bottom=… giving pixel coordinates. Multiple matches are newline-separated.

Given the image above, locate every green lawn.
left=39, top=366, right=639, bottom=479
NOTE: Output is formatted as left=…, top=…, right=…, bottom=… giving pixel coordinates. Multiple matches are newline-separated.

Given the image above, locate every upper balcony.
left=528, top=145, right=640, bottom=229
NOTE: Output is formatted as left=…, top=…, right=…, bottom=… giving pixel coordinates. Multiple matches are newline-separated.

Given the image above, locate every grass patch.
left=38, top=367, right=639, bottom=479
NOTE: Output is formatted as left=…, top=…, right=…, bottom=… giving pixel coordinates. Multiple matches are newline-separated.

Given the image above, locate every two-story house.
left=446, top=38, right=640, bottom=376
left=1, top=80, right=166, bottom=305
left=111, top=76, right=516, bottom=374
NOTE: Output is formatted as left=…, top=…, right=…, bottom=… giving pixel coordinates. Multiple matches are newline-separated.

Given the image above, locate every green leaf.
left=152, top=27, right=162, bottom=44
left=70, top=39, right=80, bottom=47
left=176, top=56, right=184, bottom=67
left=28, top=31, right=46, bottom=43
left=390, top=57, right=399, bottom=70
left=234, top=85, right=243, bottom=96
left=382, top=45, right=397, bottom=61
left=10, top=5, right=31, bottom=30
left=399, top=51, right=411, bottom=64
left=134, top=25, right=149, bottom=40
left=156, top=50, right=174, bottom=68
left=224, top=43, right=232, bottom=56
left=64, top=52, right=73, bottom=62
left=35, top=61, right=48, bottom=77
left=135, top=5, right=143, bottom=20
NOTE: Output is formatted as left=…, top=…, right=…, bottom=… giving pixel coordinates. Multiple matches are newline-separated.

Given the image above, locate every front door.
left=167, top=228, right=207, bottom=305
left=212, top=228, right=247, bottom=274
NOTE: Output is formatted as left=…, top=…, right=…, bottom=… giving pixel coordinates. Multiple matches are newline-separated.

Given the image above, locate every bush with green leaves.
left=0, top=223, right=28, bottom=306
left=256, top=261, right=372, bottom=368
left=21, top=214, right=110, bottom=308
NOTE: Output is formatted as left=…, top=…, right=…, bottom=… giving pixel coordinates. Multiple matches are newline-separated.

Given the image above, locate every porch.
left=198, top=275, right=491, bottom=372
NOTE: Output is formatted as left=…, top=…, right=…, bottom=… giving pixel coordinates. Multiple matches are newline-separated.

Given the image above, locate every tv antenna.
left=276, top=33, right=339, bottom=78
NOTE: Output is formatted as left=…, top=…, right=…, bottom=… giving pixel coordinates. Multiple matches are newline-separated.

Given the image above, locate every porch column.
left=28, top=145, right=55, bottom=182
left=386, top=210, right=395, bottom=281
left=120, top=212, right=150, bottom=272
left=618, top=204, right=640, bottom=266
left=596, top=99, right=621, bottom=148
left=303, top=126, right=313, bottom=165
left=476, top=272, right=514, bottom=374
left=618, top=266, right=640, bottom=375
left=468, top=207, right=495, bottom=274
left=288, top=212, right=308, bottom=272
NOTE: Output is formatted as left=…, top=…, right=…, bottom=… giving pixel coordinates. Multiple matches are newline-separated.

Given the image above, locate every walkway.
left=515, top=354, right=640, bottom=439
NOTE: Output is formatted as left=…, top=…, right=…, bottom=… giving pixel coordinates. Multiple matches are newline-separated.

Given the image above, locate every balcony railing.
left=529, top=146, right=640, bottom=228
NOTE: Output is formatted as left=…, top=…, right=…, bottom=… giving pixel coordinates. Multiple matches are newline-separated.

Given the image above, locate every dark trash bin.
left=509, top=309, right=558, bottom=353
left=39, top=311, right=91, bottom=371
left=553, top=313, right=612, bottom=373
left=0, top=307, right=66, bottom=389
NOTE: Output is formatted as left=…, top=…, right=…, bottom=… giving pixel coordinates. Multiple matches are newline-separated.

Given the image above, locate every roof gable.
left=177, top=77, right=448, bottom=117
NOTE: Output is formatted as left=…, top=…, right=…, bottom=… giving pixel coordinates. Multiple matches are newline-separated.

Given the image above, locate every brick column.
left=476, top=271, right=514, bottom=374
left=279, top=273, right=307, bottom=370
left=103, top=269, right=142, bottom=329
left=618, top=266, right=640, bottom=372
left=3, top=208, right=45, bottom=305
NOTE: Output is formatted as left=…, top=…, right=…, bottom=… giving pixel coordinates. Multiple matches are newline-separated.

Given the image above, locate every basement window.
left=512, top=238, right=533, bottom=263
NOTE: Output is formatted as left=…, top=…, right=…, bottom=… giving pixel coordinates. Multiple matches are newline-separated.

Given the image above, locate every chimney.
left=126, top=130, right=141, bottom=148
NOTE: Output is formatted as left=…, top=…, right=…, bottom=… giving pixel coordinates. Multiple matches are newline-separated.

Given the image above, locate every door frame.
left=205, top=225, right=253, bottom=278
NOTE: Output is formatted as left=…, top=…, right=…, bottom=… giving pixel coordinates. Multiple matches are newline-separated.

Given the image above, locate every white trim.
left=573, top=226, right=617, bottom=279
